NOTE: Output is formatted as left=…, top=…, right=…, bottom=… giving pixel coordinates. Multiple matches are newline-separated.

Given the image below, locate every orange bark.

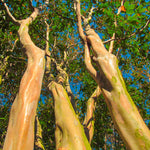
left=3, top=8, right=45, bottom=150
left=75, top=1, right=150, bottom=149
left=85, top=28, right=150, bottom=150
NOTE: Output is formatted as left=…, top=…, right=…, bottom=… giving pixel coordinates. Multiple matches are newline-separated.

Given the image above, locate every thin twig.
left=1, top=0, right=20, bottom=25
left=128, top=20, right=150, bottom=38
left=109, top=0, right=125, bottom=53
left=104, top=19, right=150, bottom=44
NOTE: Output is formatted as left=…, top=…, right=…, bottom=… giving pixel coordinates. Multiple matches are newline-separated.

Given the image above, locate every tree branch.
left=128, top=19, right=150, bottom=37
left=0, top=38, right=19, bottom=83
left=65, top=74, right=76, bottom=110
left=74, top=0, right=86, bottom=41
left=85, top=6, right=95, bottom=25
left=45, top=20, right=51, bottom=73
left=83, top=86, right=101, bottom=143
left=104, top=19, right=150, bottom=44
left=1, top=0, right=20, bottom=25
left=84, top=42, right=99, bottom=84
left=109, top=0, right=125, bottom=53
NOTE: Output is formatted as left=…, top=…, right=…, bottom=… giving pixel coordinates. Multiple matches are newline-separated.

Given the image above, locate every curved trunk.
left=85, top=28, right=150, bottom=150
left=3, top=9, right=45, bottom=150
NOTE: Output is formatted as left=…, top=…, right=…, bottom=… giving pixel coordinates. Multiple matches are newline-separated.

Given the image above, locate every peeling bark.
left=75, top=1, right=150, bottom=149
left=48, top=81, right=91, bottom=150
left=2, top=4, right=45, bottom=150
left=86, top=27, right=150, bottom=150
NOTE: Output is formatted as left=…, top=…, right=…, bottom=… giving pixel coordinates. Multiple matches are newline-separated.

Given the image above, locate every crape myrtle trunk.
left=74, top=0, right=150, bottom=149
left=48, top=80, right=91, bottom=149
left=3, top=7, right=45, bottom=150
left=85, top=16, right=150, bottom=150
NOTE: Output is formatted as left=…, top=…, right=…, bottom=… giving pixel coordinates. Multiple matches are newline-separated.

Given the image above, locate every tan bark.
left=48, top=81, right=91, bottom=150
left=2, top=2, right=45, bottom=150
left=83, top=86, right=101, bottom=143
left=75, top=1, right=150, bottom=149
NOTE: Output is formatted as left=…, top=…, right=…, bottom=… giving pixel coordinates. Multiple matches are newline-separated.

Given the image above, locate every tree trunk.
left=85, top=28, right=150, bottom=150
left=83, top=86, right=101, bottom=143
left=48, top=81, right=91, bottom=150
left=3, top=8, right=45, bottom=150
left=74, top=0, right=150, bottom=148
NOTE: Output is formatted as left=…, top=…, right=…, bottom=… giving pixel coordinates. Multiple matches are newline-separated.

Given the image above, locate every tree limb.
left=1, top=0, right=20, bottom=25
left=104, top=19, right=150, bottom=44
left=109, top=0, right=125, bottom=53
left=74, top=0, right=86, bottom=41
left=45, top=20, right=51, bottom=73
left=128, top=19, right=150, bottom=37
left=83, top=86, right=101, bottom=143
left=84, top=42, right=99, bottom=84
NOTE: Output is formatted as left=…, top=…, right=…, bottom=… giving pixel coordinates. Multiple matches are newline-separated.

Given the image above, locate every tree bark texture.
left=74, top=1, right=150, bottom=149
left=3, top=8, right=45, bottom=150
left=83, top=86, right=101, bottom=143
left=48, top=81, right=91, bottom=150
left=85, top=28, right=150, bottom=150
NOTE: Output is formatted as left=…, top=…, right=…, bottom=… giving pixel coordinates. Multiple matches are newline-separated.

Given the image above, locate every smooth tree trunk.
left=74, top=1, right=150, bottom=149
left=48, top=81, right=91, bottom=150
left=85, top=26, right=150, bottom=150
left=45, top=50, right=94, bottom=149
left=2, top=5, right=45, bottom=150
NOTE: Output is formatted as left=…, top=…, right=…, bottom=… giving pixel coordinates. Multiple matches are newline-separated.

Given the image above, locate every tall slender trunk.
left=3, top=8, right=45, bottom=150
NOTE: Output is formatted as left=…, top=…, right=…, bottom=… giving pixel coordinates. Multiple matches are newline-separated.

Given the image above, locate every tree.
left=0, top=0, right=150, bottom=149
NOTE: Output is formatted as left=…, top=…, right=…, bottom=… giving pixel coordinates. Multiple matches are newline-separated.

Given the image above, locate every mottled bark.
left=86, top=29, right=150, bottom=149
left=75, top=0, right=150, bottom=149
left=83, top=86, right=101, bottom=143
left=2, top=2, right=45, bottom=150
left=48, top=81, right=91, bottom=150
